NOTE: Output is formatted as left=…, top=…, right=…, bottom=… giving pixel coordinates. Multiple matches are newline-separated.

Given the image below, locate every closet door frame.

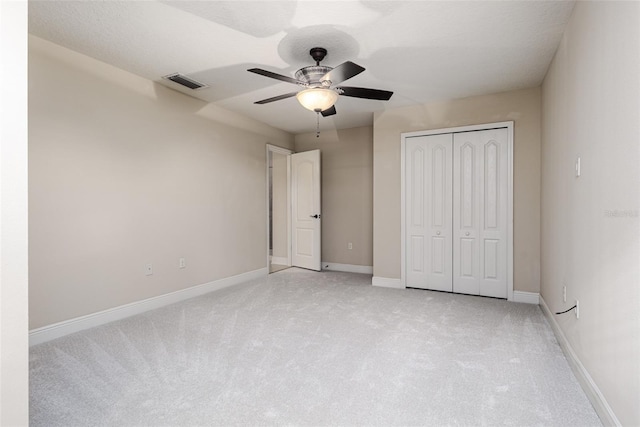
left=400, top=121, right=514, bottom=301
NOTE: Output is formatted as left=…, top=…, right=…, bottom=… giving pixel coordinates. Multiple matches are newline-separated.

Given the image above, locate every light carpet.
left=30, top=268, right=601, bottom=426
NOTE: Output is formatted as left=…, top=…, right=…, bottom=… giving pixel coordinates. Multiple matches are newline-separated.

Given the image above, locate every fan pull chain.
left=316, top=112, right=320, bottom=138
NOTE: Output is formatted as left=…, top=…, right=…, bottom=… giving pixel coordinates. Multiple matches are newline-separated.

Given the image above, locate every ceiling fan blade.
left=321, top=105, right=337, bottom=117
left=321, top=61, right=365, bottom=85
left=254, top=92, right=298, bottom=104
left=248, top=68, right=302, bottom=85
left=338, top=86, right=394, bottom=101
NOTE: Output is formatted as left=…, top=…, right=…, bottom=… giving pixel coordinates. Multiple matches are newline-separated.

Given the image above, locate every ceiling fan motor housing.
left=295, top=66, right=333, bottom=87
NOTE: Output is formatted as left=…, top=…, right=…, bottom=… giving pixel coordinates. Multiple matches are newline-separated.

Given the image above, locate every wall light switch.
left=145, top=263, right=153, bottom=276
left=348, top=242, right=353, bottom=250
left=179, top=258, right=186, bottom=269
left=575, top=156, right=581, bottom=177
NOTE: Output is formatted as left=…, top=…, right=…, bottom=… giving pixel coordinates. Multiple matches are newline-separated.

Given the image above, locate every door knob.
left=310, top=214, right=321, bottom=219
left=436, top=231, right=441, bottom=235
left=465, top=231, right=470, bottom=236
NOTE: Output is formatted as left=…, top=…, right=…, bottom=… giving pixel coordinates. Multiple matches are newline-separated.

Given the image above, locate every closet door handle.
left=465, top=231, right=470, bottom=236
left=436, top=231, right=441, bottom=236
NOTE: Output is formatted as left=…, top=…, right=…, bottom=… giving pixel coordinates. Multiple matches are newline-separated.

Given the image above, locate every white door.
left=405, top=134, right=453, bottom=291
left=453, top=128, right=508, bottom=298
left=291, top=150, right=321, bottom=271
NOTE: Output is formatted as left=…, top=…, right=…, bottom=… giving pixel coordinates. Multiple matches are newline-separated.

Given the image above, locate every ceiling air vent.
left=163, top=73, right=208, bottom=90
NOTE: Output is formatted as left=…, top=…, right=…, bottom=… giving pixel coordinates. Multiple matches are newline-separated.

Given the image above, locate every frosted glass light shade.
left=296, top=88, right=338, bottom=112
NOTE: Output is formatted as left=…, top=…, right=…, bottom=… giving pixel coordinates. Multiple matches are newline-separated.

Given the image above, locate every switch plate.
left=562, top=285, right=567, bottom=303
left=348, top=242, right=353, bottom=250
left=145, top=263, right=153, bottom=276
left=179, top=258, right=186, bottom=269
left=575, top=156, right=581, bottom=177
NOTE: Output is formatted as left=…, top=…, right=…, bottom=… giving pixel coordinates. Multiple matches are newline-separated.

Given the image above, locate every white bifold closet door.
left=406, top=133, right=453, bottom=292
left=406, top=128, right=509, bottom=298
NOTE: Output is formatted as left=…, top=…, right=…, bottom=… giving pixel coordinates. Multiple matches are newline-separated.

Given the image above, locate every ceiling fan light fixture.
left=296, top=88, right=338, bottom=113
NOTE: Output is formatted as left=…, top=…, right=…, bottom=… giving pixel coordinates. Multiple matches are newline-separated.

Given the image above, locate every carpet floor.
left=30, top=268, right=601, bottom=426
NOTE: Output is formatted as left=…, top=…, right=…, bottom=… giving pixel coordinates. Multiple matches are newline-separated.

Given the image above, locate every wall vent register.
left=163, top=73, right=208, bottom=90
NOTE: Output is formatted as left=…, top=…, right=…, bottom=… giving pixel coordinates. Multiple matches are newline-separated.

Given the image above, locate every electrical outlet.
left=562, top=285, right=567, bottom=303
left=575, top=300, right=579, bottom=319
left=145, top=263, right=153, bottom=276
left=348, top=242, right=353, bottom=250
left=179, top=257, right=186, bottom=269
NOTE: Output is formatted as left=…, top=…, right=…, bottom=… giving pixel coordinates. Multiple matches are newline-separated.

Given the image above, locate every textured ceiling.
left=29, top=1, right=575, bottom=135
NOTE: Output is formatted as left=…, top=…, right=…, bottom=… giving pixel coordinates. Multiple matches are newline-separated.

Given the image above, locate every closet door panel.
left=478, top=128, right=509, bottom=298
left=453, top=128, right=508, bottom=297
left=431, top=236, right=446, bottom=274
left=406, top=143, right=425, bottom=281
left=405, top=134, right=453, bottom=291
left=411, top=235, right=424, bottom=273
left=453, top=133, right=481, bottom=295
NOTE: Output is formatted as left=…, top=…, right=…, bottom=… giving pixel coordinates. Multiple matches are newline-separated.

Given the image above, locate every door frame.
left=266, top=144, right=293, bottom=270
left=400, top=121, right=514, bottom=300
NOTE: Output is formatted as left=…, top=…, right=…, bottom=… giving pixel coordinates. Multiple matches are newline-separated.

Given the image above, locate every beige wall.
left=373, top=88, right=541, bottom=293
left=0, top=1, right=29, bottom=424
left=271, top=152, right=288, bottom=260
left=541, top=2, right=640, bottom=425
left=295, top=127, right=373, bottom=267
left=28, top=36, right=293, bottom=329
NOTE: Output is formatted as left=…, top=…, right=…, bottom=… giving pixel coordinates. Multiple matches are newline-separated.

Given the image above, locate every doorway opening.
left=266, top=145, right=323, bottom=274
left=267, top=145, right=292, bottom=274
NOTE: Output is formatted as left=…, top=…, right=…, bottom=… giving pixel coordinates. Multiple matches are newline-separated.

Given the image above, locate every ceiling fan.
left=248, top=47, right=393, bottom=117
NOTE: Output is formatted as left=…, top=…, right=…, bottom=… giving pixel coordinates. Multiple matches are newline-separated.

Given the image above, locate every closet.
left=403, top=124, right=512, bottom=299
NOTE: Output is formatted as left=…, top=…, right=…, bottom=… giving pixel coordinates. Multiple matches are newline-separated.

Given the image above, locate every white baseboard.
left=539, top=296, right=620, bottom=426
left=512, top=291, right=540, bottom=304
left=322, top=262, right=373, bottom=274
left=29, top=267, right=268, bottom=346
left=270, top=256, right=288, bottom=266
left=372, top=276, right=404, bottom=289
left=370, top=281, right=540, bottom=302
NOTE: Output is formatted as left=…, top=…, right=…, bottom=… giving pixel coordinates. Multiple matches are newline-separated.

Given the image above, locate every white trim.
left=1, top=2, right=29, bottom=422
left=372, top=276, right=405, bottom=289
left=512, top=291, right=540, bottom=304
left=271, top=256, right=288, bottom=266
left=29, top=267, right=268, bottom=346
left=266, top=143, right=293, bottom=156
left=400, top=134, right=407, bottom=288
left=286, top=153, right=292, bottom=265
left=400, top=121, right=514, bottom=299
left=401, top=122, right=515, bottom=139
left=506, top=123, right=514, bottom=302
left=539, top=296, right=621, bottom=426
left=266, top=144, right=293, bottom=270
left=322, top=262, right=373, bottom=274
